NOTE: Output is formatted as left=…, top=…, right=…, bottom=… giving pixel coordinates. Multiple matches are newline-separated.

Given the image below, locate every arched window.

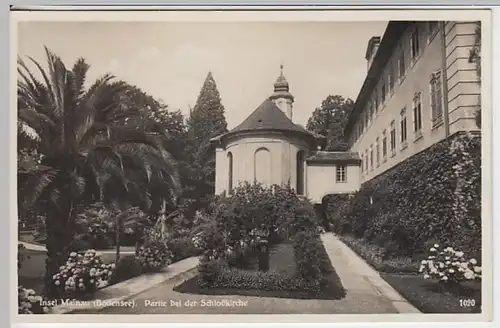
left=296, top=150, right=305, bottom=195
left=254, top=147, right=271, bottom=187
left=227, top=152, right=233, bottom=193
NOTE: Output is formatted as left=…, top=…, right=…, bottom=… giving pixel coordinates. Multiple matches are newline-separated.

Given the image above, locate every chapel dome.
left=273, top=65, right=289, bottom=92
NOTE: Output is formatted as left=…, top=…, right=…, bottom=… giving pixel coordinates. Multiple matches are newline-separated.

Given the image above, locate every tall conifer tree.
left=186, top=71, right=228, bottom=207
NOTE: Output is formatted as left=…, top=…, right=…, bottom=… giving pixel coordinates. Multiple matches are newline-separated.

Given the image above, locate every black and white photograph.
left=12, top=8, right=491, bottom=322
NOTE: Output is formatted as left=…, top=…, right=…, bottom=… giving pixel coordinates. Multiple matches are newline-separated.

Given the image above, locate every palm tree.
left=17, top=47, right=181, bottom=296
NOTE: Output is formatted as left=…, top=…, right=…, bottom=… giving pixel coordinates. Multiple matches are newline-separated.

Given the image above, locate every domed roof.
left=274, top=65, right=289, bottom=92
left=217, top=99, right=319, bottom=149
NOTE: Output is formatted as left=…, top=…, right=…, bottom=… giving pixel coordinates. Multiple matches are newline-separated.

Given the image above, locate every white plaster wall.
left=214, top=133, right=309, bottom=195
left=306, top=163, right=360, bottom=203
left=214, top=147, right=227, bottom=194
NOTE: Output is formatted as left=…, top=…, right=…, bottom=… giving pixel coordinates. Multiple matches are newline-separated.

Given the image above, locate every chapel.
left=210, top=66, right=361, bottom=204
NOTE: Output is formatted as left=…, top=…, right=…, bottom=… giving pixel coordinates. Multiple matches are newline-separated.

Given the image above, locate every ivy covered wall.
left=323, top=131, right=481, bottom=259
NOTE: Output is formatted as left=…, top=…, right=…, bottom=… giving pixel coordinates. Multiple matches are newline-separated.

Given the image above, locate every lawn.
left=174, top=241, right=346, bottom=300
left=382, top=273, right=481, bottom=313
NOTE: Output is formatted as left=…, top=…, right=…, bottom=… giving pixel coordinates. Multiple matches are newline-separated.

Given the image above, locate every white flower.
left=445, top=256, right=450, bottom=260
left=423, top=274, right=430, bottom=279
left=448, top=269, right=455, bottom=273
left=474, top=266, right=482, bottom=273
left=55, top=280, right=60, bottom=286
left=470, top=259, right=477, bottom=265
left=439, top=262, right=445, bottom=268
left=434, top=244, right=439, bottom=248
left=455, top=251, right=464, bottom=257
left=464, top=271, right=475, bottom=280
left=445, top=261, right=451, bottom=265
left=421, top=260, right=427, bottom=264
left=430, top=247, right=437, bottom=252
left=441, top=276, right=448, bottom=281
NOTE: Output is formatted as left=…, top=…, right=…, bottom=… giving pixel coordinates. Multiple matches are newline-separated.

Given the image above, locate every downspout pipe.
left=440, top=21, right=450, bottom=138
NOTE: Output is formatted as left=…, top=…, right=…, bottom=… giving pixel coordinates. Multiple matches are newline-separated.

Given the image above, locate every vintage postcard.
left=11, top=7, right=492, bottom=324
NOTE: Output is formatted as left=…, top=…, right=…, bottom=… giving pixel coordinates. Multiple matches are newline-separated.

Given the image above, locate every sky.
left=17, top=21, right=388, bottom=128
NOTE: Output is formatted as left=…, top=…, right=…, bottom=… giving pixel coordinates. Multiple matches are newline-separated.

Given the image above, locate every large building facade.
left=345, top=21, right=480, bottom=183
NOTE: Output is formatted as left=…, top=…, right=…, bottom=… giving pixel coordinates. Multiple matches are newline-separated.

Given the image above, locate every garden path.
left=19, top=241, right=136, bottom=254
left=69, top=233, right=418, bottom=315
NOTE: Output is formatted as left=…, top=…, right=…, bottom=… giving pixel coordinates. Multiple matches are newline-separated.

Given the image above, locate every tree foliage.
left=306, top=95, right=354, bottom=151
left=185, top=71, right=228, bottom=208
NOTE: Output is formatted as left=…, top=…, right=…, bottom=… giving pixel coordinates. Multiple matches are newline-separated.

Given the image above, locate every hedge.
left=325, top=132, right=481, bottom=259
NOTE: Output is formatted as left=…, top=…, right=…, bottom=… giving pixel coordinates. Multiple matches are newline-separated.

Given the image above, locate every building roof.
left=228, top=98, right=312, bottom=135
left=344, top=21, right=411, bottom=136
left=306, top=151, right=361, bottom=163
left=213, top=98, right=320, bottom=147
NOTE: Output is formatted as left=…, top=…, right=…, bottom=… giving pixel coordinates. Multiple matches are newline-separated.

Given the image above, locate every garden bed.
left=338, top=234, right=419, bottom=274
left=381, top=273, right=481, bottom=313
left=174, top=240, right=346, bottom=300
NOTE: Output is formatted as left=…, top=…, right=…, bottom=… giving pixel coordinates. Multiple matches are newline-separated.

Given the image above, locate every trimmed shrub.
left=109, top=255, right=143, bottom=285
left=323, top=194, right=352, bottom=233
left=292, top=231, right=324, bottom=287
left=325, top=132, right=481, bottom=259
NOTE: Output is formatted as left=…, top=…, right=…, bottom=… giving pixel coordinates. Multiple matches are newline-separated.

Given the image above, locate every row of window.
left=360, top=75, right=443, bottom=175
left=352, top=21, right=441, bottom=145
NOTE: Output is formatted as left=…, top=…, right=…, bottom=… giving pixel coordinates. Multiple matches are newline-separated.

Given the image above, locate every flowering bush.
left=52, top=249, right=114, bottom=298
left=419, top=244, right=482, bottom=284
left=18, top=286, right=51, bottom=314
left=137, top=241, right=173, bottom=272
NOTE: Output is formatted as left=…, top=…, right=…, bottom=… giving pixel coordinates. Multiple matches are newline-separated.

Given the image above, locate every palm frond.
left=20, top=167, right=59, bottom=210
left=71, top=57, right=90, bottom=100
